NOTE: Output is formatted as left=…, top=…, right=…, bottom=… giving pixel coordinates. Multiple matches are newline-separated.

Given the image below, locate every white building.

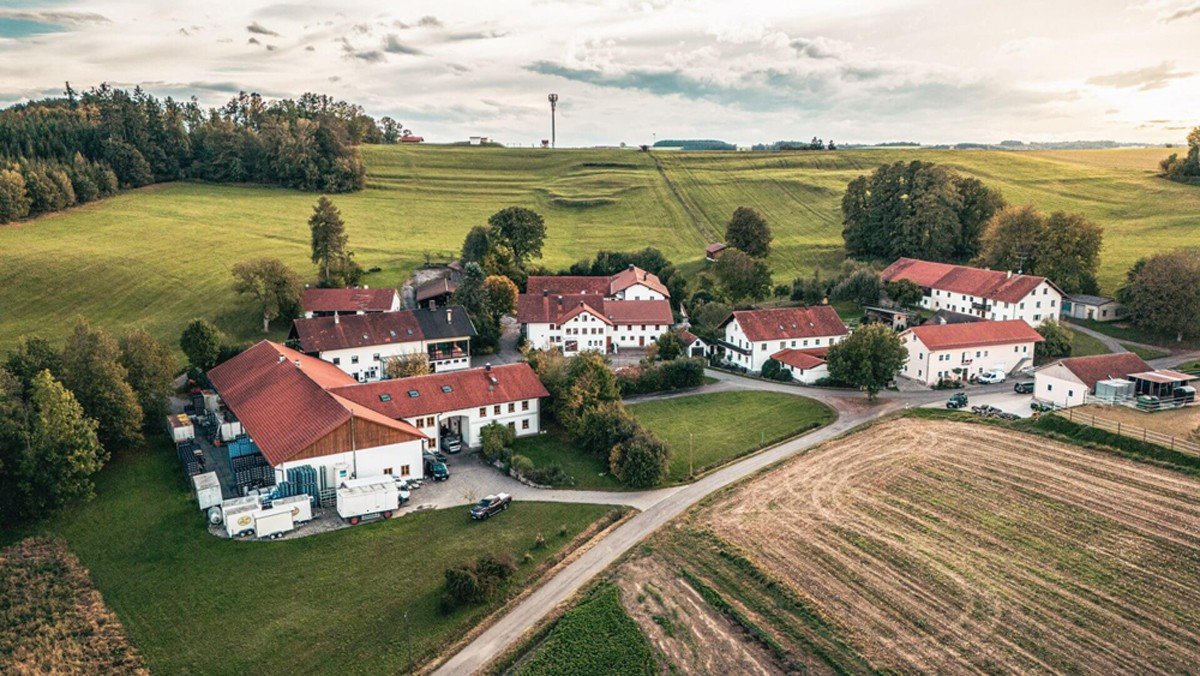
left=301, top=287, right=401, bottom=318
left=770, top=348, right=830, bottom=384
left=717, top=306, right=849, bottom=373
left=208, top=342, right=429, bottom=485
left=1062, top=294, right=1121, bottom=322
left=881, top=257, right=1063, bottom=326
left=678, top=329, right=708, bottom=358
left=517, top=266, right=674, bottom=354
left=1033, top=352, right=1152, bottom=408
left=290, top=307, right=476, bottom=382
left=332, top=363, right=549, bottom=451
left=899, top=319, right=1043, bottom=387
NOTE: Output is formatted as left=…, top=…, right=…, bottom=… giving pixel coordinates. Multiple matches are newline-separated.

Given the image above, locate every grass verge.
left=512, top=426, right=623, bottom=491
left=1120, top=342, right=1170, bottom=360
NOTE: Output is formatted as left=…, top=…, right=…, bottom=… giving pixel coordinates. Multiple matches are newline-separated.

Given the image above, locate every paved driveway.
left=922, top=389, right=1034, bottom=418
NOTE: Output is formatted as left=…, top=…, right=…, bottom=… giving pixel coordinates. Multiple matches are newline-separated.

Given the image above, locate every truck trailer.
left=273, top=494, right=313, bottom=525
left=222, top=496, right=261, bottom=538
left=254, top=504, right=295, bottom=539
left=336, top=476, right=400, bottom=525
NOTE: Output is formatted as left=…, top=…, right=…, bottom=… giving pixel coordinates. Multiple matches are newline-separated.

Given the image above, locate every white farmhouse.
left=716, top=306, right=849, bottom=373
left=1033, top=352, right=1152, bottom=408
left=208, top=341, right=429, bottom=485
left=290, top=306, right=476, bottom=381
left=881, top=257, right=1063, bottom=326
left=332, top=363, right=549, bottom=452
left=899, top=319, right=1043, bottom=387
left=301, top=287, right=401, bottom=318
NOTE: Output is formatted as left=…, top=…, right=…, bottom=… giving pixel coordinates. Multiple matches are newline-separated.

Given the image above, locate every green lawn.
left=1120, top=342, right=1170, bottom=360
left=23, top=438, right=613, bottom=674
left=1, top=146, right=1196, bottom=353
left=1070, top=318, right=1200, bottom=350
left=1069, top=329, right=1111, bottom=357
left=513, top=427, right=624, bottom=491
left=630, top=391, right=835, bottom=482
left=513, top=583, right=656, bottom=675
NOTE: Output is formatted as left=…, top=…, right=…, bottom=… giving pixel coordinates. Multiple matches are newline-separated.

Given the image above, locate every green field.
left=13, top=439, right=612, bottom=674
left=629, top=391, right=835, bottom=481
left=1069, top=329, right=1111, bottom=358
left=513, top=426, right=624, bottom=491
left=1, top=145, right=1196, bottom=352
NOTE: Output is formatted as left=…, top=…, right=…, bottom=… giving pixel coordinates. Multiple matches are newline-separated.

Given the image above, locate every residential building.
left=881, top=257, right=1063, bottom=326
left=1033, top=353, right=1152, bottom=408
left=1062, top=294, right=1121, bottom=322
left=301, top=287, right=401, bottom=318
left=332, top=363, right=549, bottom=451
left=290, top=306, right=476, bottom=381
left=717, top=306, right=849, bottom=373
left=678, top=329, right=708, bottom=358
left=517, top=266, right=674, bottom=354
left=208, top=341, right=428, bottom=485
left=770, top=348, right=829, bottom=384
left=899, top=319, right=1043, bottom=386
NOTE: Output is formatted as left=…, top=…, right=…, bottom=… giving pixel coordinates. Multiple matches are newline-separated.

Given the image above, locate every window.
left=333, top=357, right=341, bottom=365
left=426, top=416, right=435, bottom=427
left=408, top=390, right=419, bottom=398
left=761, top=343, right=767, bottom=350
left=373, top=353, right=380, bottom=361
left=400, top=465, right=410, bottom=477
left=919, top=353, right=924, bottom=360
left=428, top=437, right=437, bottom=449
left=351, top=355, right=359, bottom=364
left=507, top=402, right=515, bottom=413
left=522, top=419, right=530, bottom=430
left=494, top=405, right=501, bottom=415
left=780, top=341, right=786, bottom=349
left=379, top=394, right=392, bottom=402
left=479, top=407, right=486, bottom=417
left=1047, top=383, right=1053, bottom=391
left=1068, top=389, right=1074, bottom=397
left=441, top=385, right=453, bottom=393
left=522, top=400, right=530, bottom=411
left=507, top=421, right=516, bottom=432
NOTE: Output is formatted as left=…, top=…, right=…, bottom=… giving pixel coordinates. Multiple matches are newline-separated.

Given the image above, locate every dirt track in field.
left=704, top=419, right=1200, bottom=674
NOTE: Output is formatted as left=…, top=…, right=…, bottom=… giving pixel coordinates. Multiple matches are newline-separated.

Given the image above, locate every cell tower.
left=548, top=93, right=558, bottom=148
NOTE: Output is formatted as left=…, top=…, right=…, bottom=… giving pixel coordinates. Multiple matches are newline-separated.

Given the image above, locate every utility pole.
left=548, top=93, right=558, bottom=148
left=689, top=432, right=694, bottom=478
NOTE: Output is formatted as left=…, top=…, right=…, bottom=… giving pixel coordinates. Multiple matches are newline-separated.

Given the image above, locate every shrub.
left=525, top=464, right=576, bottom=487
left=577, top=402, right=640, bottom=458
left=616, top=357, right=704, bottom=396
left=440, top=552, right=517, bottom=612
left=609, top=430, right=669, bottom=488
left=510, top=454, right=534, bottom=474
left=481, top=421, right=515, bottom=463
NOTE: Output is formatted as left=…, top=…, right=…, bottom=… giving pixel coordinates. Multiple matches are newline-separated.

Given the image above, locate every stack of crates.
left=285, top=465, right=320, bottom=504
left=176, top=440, right=203, bottom=478
left=189, top=392, right=205, bottom=415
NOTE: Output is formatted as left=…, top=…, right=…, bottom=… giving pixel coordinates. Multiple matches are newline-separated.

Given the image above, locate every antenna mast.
left=548, top=93, right=558, bottom=148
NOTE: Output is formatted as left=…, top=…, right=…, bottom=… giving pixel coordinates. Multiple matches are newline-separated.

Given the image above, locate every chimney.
left=446, top=308, right=452, bottom=324
left=938, top=316, right=947, bottom=325
left=294, top=359, right=302, bottom=368
left=1006, top=270, right=1013, bottom=279
left=364, top=284, right=369, bottom=289
left=542, top=289, right=549, bottom=297
left=278, top=354, right=286, bottom=364
left=485, top=362, right=492, bottom=372
left=334, top=312, right=340, bottom=324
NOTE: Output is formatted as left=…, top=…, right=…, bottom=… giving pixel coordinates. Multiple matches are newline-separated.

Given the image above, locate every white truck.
left=254, top=504, right=295, bottom=539
left=336, top=476, right=400, bottom=525
left=192, top=471, right=223, bottom=510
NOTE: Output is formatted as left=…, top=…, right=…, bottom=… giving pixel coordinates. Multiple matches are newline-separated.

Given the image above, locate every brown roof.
left=332, top=363, right=550, bottom=419
left=723, top=306, right=848, bottom=342
left=881, top=257, right=1054, bottom=304
left=1050, top=353, right=1153, bottom=391
left=678, top=329, right=703, bottom=346
left=416, top=277, right=457, bottom=303
left=525, top=276, right=609, bottom=297
left=1127, top=369, right=1197, bottom=385
left=516, top=295, right=672, bottom=326
left=291, top=310, right=423, bottom=353
left=907, top=319, right=1043, bottom=351
left=771, top=348, right=827, bottom=371
left=207, top=342, right=424, bottom=466
left=705, top=242, right=727, bottom=255
left=301, top=287, right=397, bottom=314
left=609, top=266, right=670, bottom=297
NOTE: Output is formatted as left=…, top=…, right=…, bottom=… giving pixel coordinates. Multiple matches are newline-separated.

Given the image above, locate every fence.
left=1059, top=408, right=1200, bottom=456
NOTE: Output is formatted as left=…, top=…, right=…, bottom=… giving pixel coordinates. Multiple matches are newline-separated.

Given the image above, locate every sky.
left=0, top=0, right=1198, bottom=147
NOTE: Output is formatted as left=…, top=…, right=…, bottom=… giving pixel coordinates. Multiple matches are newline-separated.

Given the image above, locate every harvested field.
left=0, top=536, right=146, bottom=674
left=1076, top=404, right=1200, bottom=440
left=700, top=418, right=1200, bottom=673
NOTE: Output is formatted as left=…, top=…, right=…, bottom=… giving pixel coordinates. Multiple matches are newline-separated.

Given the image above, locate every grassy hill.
left=0, top=145, right=1195, bottom=351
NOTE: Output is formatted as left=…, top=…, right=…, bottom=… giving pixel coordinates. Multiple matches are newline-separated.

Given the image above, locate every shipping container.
left=192, top=471, right=223, bottom=510
left=336, top=477, right=399, bottom=523
left=254, top=504, right=295, bottom=539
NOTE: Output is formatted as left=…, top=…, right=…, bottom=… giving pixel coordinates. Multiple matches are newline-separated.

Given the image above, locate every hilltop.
left=0, top=144, right=1194, bottom=350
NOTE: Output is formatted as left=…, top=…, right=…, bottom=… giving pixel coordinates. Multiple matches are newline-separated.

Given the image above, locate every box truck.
left=336, top=476, right=400, bottom=525
left=254, top=504, right=295, bottom=539
left=192, top=471, right=223, bottom=510
left=273, top=494, right=313, bottom=525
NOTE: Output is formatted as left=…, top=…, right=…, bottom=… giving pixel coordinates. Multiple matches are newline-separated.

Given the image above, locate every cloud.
left=1086, top=61, right=1193, bottom=90
left=790, top=37, right=846, bottom=60
left=339, top=37, right=385, bottom=63
left=305, top=45, right=315, bottom=51
left=246, top=21, right=279, bottom=36
left=417, top=15, right=442, bottom=28
left=248, top=37, right=260, bottom=45
left=382, top=34, right=422, bottom=55
left=0, top=10, right=110, bottom=25
left=442, top=30, right=507, bottom=42
left=1159, top=1, right=1200, bottom=22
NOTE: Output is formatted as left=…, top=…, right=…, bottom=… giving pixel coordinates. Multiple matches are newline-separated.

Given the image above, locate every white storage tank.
left=222, top=496, right=261, bottom=538
left=167, top=414, right=195, bottom=443
left=192, top=471, right=223, bottom=510
left=254, top=504, right=295, bottom=539
left=273, top=495, right=313, bottom=524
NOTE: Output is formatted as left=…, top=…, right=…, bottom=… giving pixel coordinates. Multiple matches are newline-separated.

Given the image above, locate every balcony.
left=428, top=340, right=470, bottom=363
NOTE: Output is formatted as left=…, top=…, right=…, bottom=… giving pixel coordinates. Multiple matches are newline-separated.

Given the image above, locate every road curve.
left=433, top=376, right=917, bottom=675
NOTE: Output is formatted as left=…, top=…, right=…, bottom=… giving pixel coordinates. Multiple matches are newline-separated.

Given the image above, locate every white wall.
left=723, top=319, right=846, bottom=372
left=403, top=398, right=542, bottom=450
left=920, top=281, right=1061, bottom=326
left=611, top=322, right=668, bottom=350
left=901, top=333, right=1036, bottom=386
left=322, top=342, right=423, bottom=382
left=613, top=283, right=667, bottom=301
left=1034, top=364, right=1088, bottom=408
left=781, top=362, right=829, bottom=384
left=274, top=438, right=426, bottom=485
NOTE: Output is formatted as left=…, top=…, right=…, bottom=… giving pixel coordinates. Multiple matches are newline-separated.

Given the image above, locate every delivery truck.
left=336, top=476, right=400, bottom=525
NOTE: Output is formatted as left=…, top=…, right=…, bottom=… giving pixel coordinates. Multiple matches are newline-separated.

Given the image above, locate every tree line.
left=0, top=85, right=410, bottom=224
left=1160, top=126, right=1200, bottom=184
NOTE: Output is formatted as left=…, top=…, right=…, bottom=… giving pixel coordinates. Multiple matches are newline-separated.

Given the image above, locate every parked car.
left=443, top=436, right=463, bottom=454
left=978, top=370, right=1007, bottom=384
left=470, top=493, right=511, bottom=520
left=946, top=392, right=969, bottom=409
left=1030, top=400, right=1054, bottom=412
left=1013, top=381, right=1034, bottom=394
left=425, top=458, right=449, bottom=481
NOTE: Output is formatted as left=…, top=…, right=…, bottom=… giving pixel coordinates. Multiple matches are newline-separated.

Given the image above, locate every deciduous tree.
left=1117, top=250, right=1200, bottom=341
left=725, top=207, right=772, bottom=258
left=118, top=329, right=178, bottom=425
left=1035, top=319, right=1073, bottom=361
left=384, top=352, right=430, bottom=379
left=20, top=370, right=105, bottom=517
left=609, top=429, right=669, bottom=488
left=59, top=319, right=143, bottom=449
left=976, top=206, right=1102, bottom=294
left=825, top=323, right=907, bottom=399
left=180, top=319, right=223, bottom=371
left=231, top=257, right=303, bottom=331
left=713, top=249, right=772, bottom=302
left=482, top=275, right=519, bottom=325
left=487, top=206, right=545, bottom=267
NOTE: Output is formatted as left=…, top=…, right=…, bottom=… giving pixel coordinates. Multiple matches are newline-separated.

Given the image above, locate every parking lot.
left=923, top=387, right=1035, bottom=418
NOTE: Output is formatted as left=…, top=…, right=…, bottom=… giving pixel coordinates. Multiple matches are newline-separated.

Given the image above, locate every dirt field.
left=0, top=536, right=147, bottom=674
left=1076, top=404, right=1200, bottom=440
left=688, top=418, right=1200, bottom=673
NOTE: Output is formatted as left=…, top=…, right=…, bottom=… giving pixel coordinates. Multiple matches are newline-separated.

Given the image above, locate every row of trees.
left=1160, top=127, right=1200, bottom=184
left=0, top=86, right=400, bottom=223
left=0, top=321, right=176, bottom=524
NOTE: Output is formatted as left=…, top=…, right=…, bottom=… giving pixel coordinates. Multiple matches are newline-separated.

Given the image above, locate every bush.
left=510, top=453, right=534, bottom=474
left=525, top=464, right=576, bottom=487
left=481, top=422, right=516, bottom=463
left=616, top=357, right=704, bottom=396
left=440, top=552, right=516, bottom=612
left=577, top=402, right=640, bottom=459
left=609, top=430, right=669, bottom=488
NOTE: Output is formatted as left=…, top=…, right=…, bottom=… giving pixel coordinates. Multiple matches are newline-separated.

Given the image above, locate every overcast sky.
left=1, top=0, right=1198, bottom=146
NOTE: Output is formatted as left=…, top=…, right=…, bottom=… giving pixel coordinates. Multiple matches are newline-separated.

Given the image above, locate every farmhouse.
left=899, top=319, right=1043, bottom=386
left=770, top=348, right=829, bottom=384
left=1034, top=353, right=1152, bottom=408
left=290, top=306, right=476, bottom=381
left=517, top=266, right=674, bottom=354
left=1062, top=294, right=1121, bottom=322
left=208, top=341, right=428, bottom=485
left=881, top=257, right=1062, bottom=326
left=332, top=363, right=549, bottom=452
left=301, top=287, right=401, bottom=318
left=717, top=306, right=849, bottom=373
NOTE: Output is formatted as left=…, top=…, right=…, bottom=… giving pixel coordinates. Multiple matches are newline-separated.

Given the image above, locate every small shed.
left=704, top=243, right=728, bottom=262
left=1063, top=294, right=1121, bottom=322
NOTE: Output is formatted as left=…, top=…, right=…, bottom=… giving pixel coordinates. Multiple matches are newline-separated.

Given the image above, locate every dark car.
left=424, top=457, right=450, bottom=481
left=470, top=493, right=511, bottom=520
left=1030, top=400, right=1054, bottom=412
left=1013, top=381, right=1035, bottom=394
left=946, top=392, right=969, bottom=409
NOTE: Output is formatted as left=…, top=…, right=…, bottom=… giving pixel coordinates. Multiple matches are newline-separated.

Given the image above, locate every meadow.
left=1, top=144, right=1195, bottom=352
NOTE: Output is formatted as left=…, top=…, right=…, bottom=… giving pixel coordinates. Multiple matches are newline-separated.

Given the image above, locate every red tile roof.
left=301, top=287, right=398, bottom=314
left=907, top=319, right=1043, bottom=351
left=524, top=276, right=609, bottom=297
left=705, top=242, right=727, bottom=255
left=881, top=258, right=1054, bottom=305
left=678, top=329, right=703, bottom=346
left=332, top=363, right=550, bottom=420
left=771, top=348, right=827, bottom=371
left=207, top=342, right=424, bottom=467
left=291, top=310, right=424, bottom=353
left=723, top=306, right=848, bottom=342
left=516, top=295, right=672, bottom=326
left=609, top=266, right=670, bottom=297
left=602, top=300, right=673, bottom=325
left=558, top=301, right=613, bottom=326
left=1050, top=353, right=1152, bottom=391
